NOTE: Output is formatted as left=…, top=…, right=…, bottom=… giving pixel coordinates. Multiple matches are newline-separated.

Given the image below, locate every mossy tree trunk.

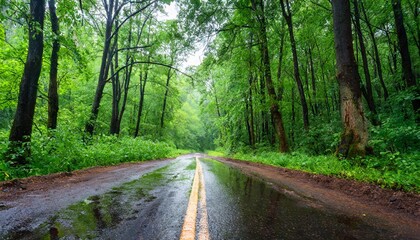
left=332, top=0, right=369, bottom=158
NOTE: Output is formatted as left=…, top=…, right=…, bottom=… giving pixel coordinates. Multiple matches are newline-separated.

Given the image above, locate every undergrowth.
left=208, top=150, right=420, bottom=193
left=0, top=130, right=189, bottom=181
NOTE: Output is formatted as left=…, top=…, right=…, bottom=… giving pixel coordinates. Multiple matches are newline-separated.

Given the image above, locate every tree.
left=391, top=0, right=419, bottom=117
left=280, top=0, right=310, bottom=130
left=251, top=0, right=289, bottom=152
left=85, top=0, right=156, bottom=136
left=352, top=0, right=377, bottom=122
left=7, top=0, right=46, bottom=164
left=332, top=0, right=369, bottom=158
left=47, top=0, right=60, bottom=130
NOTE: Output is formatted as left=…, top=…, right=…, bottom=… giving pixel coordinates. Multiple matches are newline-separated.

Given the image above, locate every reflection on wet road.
left=2, top=158, right=196, bottom=240
left=0, top=156, right=414, bottom=239
left=201, top=159, right=395, bottom=240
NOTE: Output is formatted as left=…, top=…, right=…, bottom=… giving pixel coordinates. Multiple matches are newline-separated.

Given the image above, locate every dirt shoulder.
left=208, top=156, right=420, bottom=230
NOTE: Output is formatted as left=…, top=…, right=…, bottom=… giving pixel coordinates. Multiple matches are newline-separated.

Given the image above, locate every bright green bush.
left=0, top=129, right=187, bottom=181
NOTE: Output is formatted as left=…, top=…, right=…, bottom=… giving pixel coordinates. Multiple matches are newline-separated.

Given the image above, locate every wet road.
left=0, top=155, right=418, bottom=239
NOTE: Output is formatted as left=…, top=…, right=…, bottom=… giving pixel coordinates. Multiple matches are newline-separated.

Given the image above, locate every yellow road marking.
left=180, top=157, right=210, bottom=240
left=197, top=159, right=210, bottom=240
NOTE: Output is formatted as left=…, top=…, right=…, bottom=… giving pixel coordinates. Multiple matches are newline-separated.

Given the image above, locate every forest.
left=0, top=0, right=419, bottom=192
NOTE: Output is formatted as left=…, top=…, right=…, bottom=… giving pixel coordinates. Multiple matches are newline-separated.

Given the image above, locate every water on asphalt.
left=201, top=158, right=404, bottom=240
left=1, top=156, right=413, bottom=239
left=2, top=158, right=195, bottom=240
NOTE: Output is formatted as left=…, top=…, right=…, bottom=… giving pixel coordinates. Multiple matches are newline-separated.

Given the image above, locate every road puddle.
left=202, top=158, right=399, bottom=240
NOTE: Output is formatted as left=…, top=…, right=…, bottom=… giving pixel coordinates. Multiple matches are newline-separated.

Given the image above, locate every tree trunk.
left=8, top=0, right=46, bottom=164
left=276, top=23, right=285, bottom=100
left=360, top=1, right=389, bottom=101
left=160, top=58, right=174, bottom=129
left=353, top=0, right=377, bottom=120
left=47, top=0, right=60, bottom=130
left=248, top=75, right=256, bottom=147
left=134, top=64, right=149, bottom=138
left=290, top=86, right=296, bottom=144
left=392, top=0, right=420, bottom=117
left=251, top=0, right=289, bottom=152
left=280, top=0, right=310, bottom=130
left=85, top=0, right=115, bottom=136
left=308, top=46, right=318, bottom=115
left=247, top=35, right=256, bottom=147
left=332, top=0, right=370, bottom=158
left=110, top=24, right=120, bottom=135
left=117, top=57, right=133, bottom=133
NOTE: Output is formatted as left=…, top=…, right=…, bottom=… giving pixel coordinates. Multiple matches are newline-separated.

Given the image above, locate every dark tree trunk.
left=276, top=23, right=285, bottom=100
left=160, top=58, right=174, bottom=129
left=251, top=0, right=289, bottom=152
left=85, top=0, right=115, bottom=136
left=308, top=46, right=318, bottom=115
left=47, top=0, right=60, bottom=130
left=290, top=86, right=296, bottom=144
left=332, top=0, right=370, bottom=158
left=117, top=57, right=133, bottom=132
left=302, top=56, right=314, bottom=116
left=360, top=1, right=389, bottom=101
left=248, top=75, right=256, bottom=147
left=110, top=23, right=120, bottom=135
left=134, top=64, right=149, bottom=138
left=315, top=41, right=331, bottom=117
left=248, top=35, right=256, bottom=147
left=392, top=0, right=420, bottom=116
left=8, top=0, right=46, bottom=164
left=280, top=0, right=310, bottom=130
left=353, top=0, right=377, bottom=120
left=259, top=74, right=269, bottom=142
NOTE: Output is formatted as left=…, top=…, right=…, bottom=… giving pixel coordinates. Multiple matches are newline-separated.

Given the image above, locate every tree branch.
left=106, top=61, right=194, bottom=83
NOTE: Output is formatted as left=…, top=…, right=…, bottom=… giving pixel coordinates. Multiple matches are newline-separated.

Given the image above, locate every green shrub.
left=0, top=129, right=187, bottom=181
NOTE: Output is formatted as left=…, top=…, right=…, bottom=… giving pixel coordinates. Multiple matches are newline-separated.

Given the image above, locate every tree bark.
left=352, top=0, right=377, bottom=119
left=110, top=20, right=120, bottom=135
left=160, top=57, right=174, bottom=129
left=251, top=0, right=289, bottom=152
left=360, top=1, right=389, bottom=100
left=392, top=0, right=420, bottom=117
left=47, top=0, right=60, bottom=130
left=8, top=0, right=46, bottom=164
left=248, top=36, right=256, bottom=147
left=332, top=0, right=370, bottom=158
left=280, top=0, right=310, bottom=130
left=308, top=46, right=318, bottom=115
left=134, top=64, right=149, bottom=138
left=85, top=0, right=115, bottom=136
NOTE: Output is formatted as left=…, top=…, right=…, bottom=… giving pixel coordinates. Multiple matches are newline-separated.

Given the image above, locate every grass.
left=0, top=134, right=190, bottom=182
left=208, top=150, right=420, bottom=193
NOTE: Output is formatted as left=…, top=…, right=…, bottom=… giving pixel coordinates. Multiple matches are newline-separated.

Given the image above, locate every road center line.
left=180, top=157, right=210, bottom=240
left=197, top=158, right=210, bottom=240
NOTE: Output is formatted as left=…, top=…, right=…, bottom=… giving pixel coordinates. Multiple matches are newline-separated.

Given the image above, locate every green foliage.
left=0, top=129, right=186, bottom=181
left=209, top=150, right=419, bottom=193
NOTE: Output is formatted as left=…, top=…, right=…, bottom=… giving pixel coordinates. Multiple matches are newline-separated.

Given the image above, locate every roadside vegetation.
left=0, top=129, right=189, bottom=181
left=208, top=114, right=420, bottom=193
left=209, top=150, right=419, bottom=193
left=1, top=0, right=418, bottom=194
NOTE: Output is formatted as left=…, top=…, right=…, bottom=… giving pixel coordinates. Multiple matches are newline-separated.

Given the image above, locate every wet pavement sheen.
left=0, top=156, right=414, bottom=239
left=201, top=158, right=396, bottom=240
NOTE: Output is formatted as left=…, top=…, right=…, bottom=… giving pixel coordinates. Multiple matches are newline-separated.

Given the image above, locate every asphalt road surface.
left=0, top=154, right=419, bottom=239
